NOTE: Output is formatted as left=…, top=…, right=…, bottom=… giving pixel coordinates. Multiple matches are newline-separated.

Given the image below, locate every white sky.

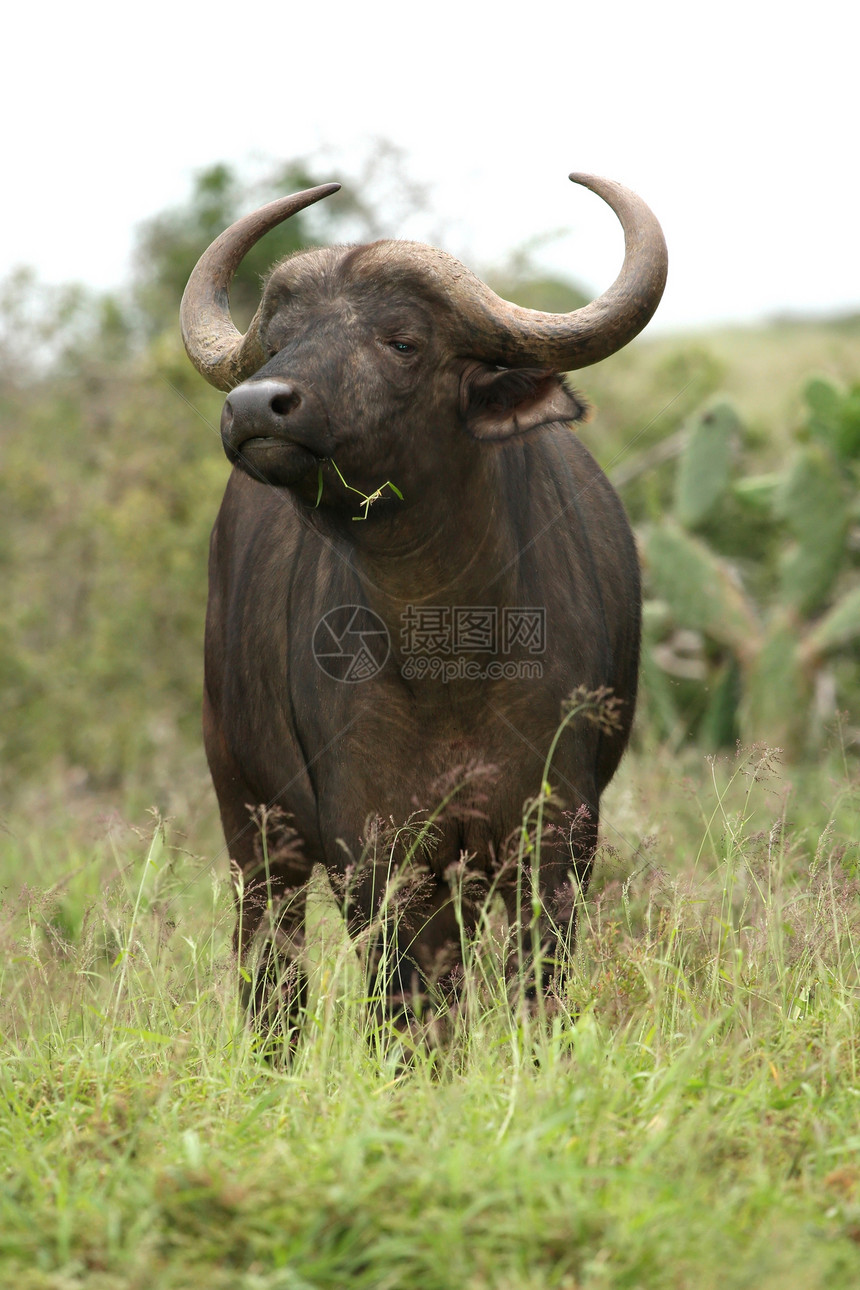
left=3, top=0, right=858, bottom=333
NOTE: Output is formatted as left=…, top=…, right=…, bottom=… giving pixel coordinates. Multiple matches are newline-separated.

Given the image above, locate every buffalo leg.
left=502, top=805, right=597, bottom=1002
left=233, top=864, right=308, bottom=1049
left=205, top=694, right=312, bottom=1047
left=340, top=859, right=478, bottom=1032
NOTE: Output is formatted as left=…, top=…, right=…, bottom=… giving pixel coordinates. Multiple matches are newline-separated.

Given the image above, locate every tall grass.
left=2, top=743, right=860, bottom=1287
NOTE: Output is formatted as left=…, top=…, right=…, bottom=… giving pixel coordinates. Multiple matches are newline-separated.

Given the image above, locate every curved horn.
left=447, top=173, right=668, bottom=370
left=180, top=183, right=341, bottom=390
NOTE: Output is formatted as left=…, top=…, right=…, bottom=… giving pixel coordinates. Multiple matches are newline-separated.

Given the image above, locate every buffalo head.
left=181, top=176, right=667, bottom=514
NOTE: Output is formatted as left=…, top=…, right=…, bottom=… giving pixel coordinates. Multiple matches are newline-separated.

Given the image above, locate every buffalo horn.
left=180, top=183, right=341, bottom=391
left=457, top=173, right=668, bottom=370
left=181, top=173, right=667, bottom=388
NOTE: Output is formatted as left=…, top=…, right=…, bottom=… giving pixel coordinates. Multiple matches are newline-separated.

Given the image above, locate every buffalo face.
left=219, top=246, right=588, bottom=512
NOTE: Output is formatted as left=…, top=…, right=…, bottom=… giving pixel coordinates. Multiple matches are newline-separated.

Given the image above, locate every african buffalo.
left=180, top=173, right=667, bottom=1033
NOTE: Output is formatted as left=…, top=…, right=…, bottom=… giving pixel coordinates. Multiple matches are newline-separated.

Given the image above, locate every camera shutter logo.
left=312, top=605, right=390, bottom=682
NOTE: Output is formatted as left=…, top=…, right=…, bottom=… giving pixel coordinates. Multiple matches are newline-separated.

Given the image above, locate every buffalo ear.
left=461, top=364, right=588, bottom=441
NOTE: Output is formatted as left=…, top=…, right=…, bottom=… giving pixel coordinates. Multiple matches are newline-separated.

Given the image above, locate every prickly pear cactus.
left=644, top=522, right=759, bottom=661
left=635, top=377, right=859, bottom=756
left=772, top=444, right=849, bottom=615
left=674, top=402, right=739, bottom=529
left=804, top=376, right=860, bottom=462
left=739, top=619, right=811, bottom=753
left=802, top=584, right=860, bottom=662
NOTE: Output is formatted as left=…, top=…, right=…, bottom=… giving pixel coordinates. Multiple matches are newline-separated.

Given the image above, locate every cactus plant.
left=804, top=375, right=860, bottom=462
left=772, top=443, right=850, bottom=615
left=632, top=377, right=860, bottom=755
left=644, top=522, right=759, bottom=662
left=674, top=402, right=739, bottom=529
left=801, top=584, right=860, bottom=662
left=738, top=619, right=812, bottom=754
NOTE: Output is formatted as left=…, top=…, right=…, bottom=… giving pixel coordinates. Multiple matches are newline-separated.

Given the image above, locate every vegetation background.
left=2, top=151, right=860, bottom=1287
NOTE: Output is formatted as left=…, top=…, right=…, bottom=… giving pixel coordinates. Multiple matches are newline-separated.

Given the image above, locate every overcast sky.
left=4, top=0, right=858, bottom=333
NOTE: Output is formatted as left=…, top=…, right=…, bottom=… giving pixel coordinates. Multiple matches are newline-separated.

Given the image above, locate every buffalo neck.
left=337, top=448, right=521, bottom=614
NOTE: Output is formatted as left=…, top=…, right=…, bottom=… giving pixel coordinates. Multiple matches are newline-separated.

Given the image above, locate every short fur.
left=204, top=242, right=641, bottom=1029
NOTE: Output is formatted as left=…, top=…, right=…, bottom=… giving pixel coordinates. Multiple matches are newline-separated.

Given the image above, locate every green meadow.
left=4, top=743, right=860, bottom=1287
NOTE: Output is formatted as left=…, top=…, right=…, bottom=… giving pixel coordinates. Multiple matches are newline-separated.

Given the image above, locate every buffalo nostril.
left=270, top=387, right=300, bottom=417
left=220, top=402, right=234, bottom=433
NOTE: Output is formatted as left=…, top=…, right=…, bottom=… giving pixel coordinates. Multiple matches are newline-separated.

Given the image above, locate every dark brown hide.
left=183, top=176, right=666, bottom=1035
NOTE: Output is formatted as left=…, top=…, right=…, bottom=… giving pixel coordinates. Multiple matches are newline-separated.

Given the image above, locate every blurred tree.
left=132, top=145, right=591, bottom=337
left=0, top=268, right=129, bottom=384
left=132, top=141, right=450, bottom=337
left=132, top=161, right=321, bottom=335
left=487, top=232, right=589, bottom=315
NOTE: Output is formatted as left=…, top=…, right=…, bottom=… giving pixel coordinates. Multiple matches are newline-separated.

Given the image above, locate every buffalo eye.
left=387, top=339, right=416, bottom=355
